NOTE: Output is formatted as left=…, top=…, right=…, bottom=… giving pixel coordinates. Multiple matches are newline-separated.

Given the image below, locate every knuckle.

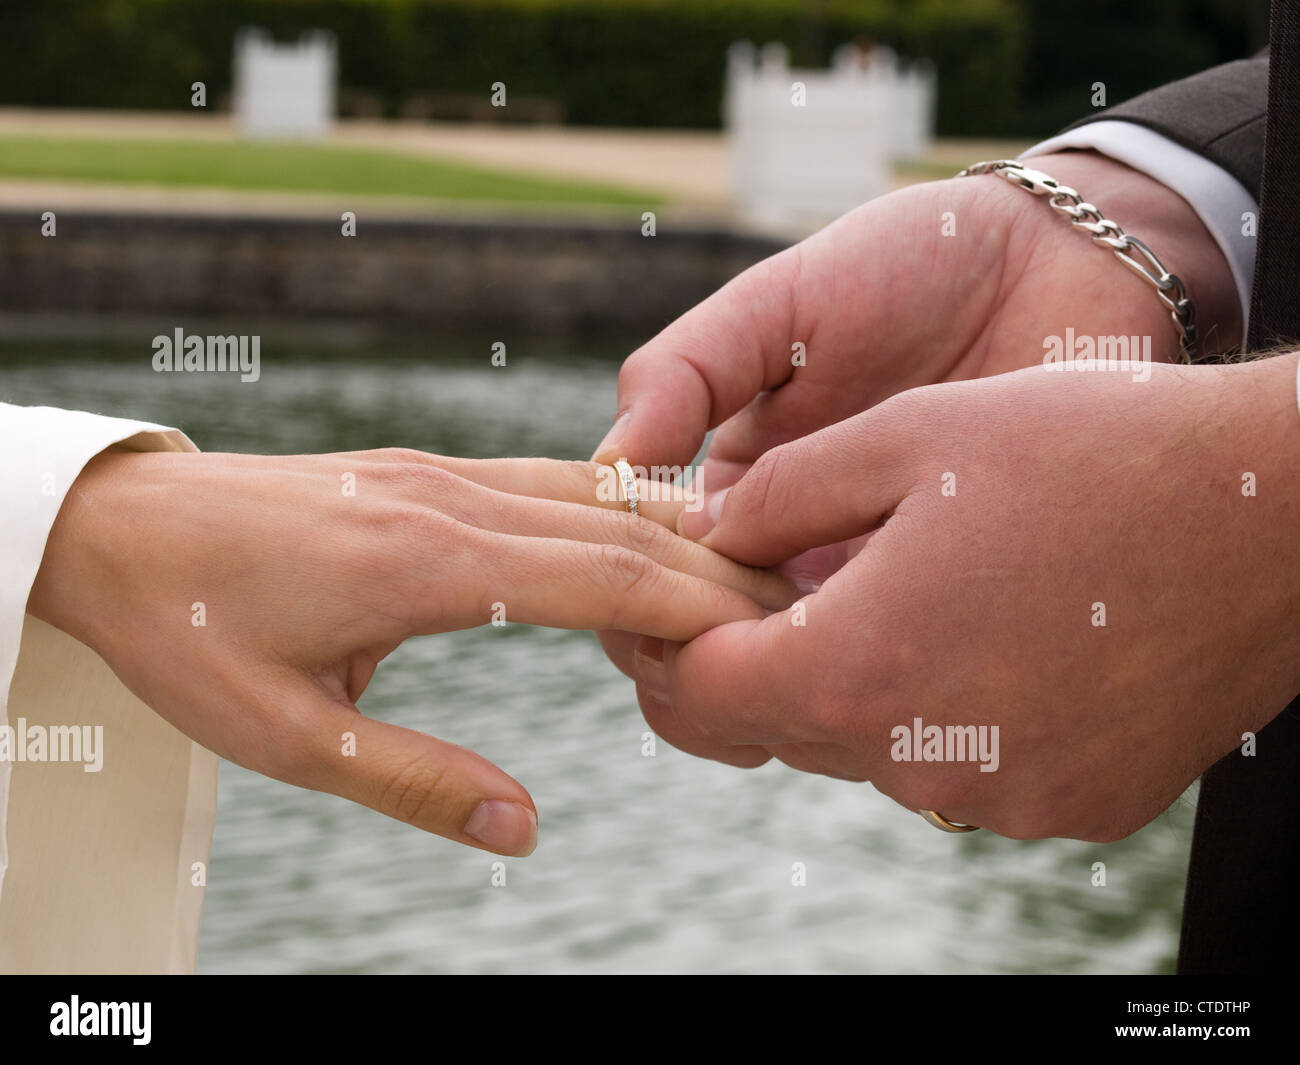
left=1082, top=820, right=1139, bottom=845
left=616, top=346, right=653, bottom=389
left=378, top=753, right=448, bottom=826
left=531, top=457, right=604, bottom=505
left=872, top=384, right=945, bottom=443
left=739, top=447, right=785, bottom=523
left=362, top=451, right=481, bottom=507
left=993, top=809, right=1052, bottom=841
left=1070, top=797, right=1156, bottom=844
left=369, top=446, right=433, bottom=467
left=560, top=458, right=604, bottom=498
left=725, top=748, right=775, bottom=770
left=389, top=461, right=465, bottom=496
left=619, top=508, right=671, bottom=555
left=349, top=461, right=476, bottom=527
left=377, top=506, right=476, bottom=578
left=385, top=502, right=461, bottom=544
left=875, top=383, right=927, bottom=420
left=701, top=572, right=743, bottom=615
left=588, top=541, right=658, bottom=601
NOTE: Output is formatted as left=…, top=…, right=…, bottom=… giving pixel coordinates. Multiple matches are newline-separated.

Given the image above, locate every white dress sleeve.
left=0, top=403, right=219, bottom=973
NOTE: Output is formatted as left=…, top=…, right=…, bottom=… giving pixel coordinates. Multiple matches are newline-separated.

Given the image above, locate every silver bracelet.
left=958, top=159, right=1200, bottom=364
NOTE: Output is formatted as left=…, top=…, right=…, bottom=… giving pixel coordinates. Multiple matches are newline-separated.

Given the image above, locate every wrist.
left=1027, top=150, right=1242, bottom=359
left=1211, top=352, right=1300, bottom=701
left=26, top=447, right=143, bottom=655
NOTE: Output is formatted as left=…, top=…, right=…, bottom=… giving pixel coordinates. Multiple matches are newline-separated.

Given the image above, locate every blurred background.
left=0, top=0, right=1270, bottom=973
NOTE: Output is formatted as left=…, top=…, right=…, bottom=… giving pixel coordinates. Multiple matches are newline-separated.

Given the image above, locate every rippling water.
left=0, top=343, right=1195, bottom=973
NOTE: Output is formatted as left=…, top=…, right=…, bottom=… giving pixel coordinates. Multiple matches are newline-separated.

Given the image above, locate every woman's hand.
left=27, top=447, right=795, bottom=856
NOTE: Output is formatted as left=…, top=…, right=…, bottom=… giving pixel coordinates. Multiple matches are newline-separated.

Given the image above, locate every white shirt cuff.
left=1022, top=119, right=1257, bottom=346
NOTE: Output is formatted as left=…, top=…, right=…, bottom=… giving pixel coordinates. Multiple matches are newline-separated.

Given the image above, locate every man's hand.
left=595, top=151, right=1240, bottom=477
left=26, top=450, right=794, bottom=856
left=628, top=355, right=1300, bottom=841
left=594, top=150, right=1241, bottom=668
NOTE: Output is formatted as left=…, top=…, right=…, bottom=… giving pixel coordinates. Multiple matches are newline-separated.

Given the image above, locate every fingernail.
left=680, top=486, right=728, bottom=540
left=794, top=578, right=821, bottom=595
left=592, top=412, right=631, bottom=463
left=464, top=800, right=538, bottom=856
left=634, top=637, right=669, bottom=702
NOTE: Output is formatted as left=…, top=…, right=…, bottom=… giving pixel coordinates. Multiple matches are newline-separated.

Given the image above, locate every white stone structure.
left=725, top=41, right=936, bottom=222
left=233, top=29, right=336, bottom=139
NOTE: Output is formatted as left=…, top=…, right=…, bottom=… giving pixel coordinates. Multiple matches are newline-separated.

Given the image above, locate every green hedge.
left=0, top=0, right=1267, bottom=137
left=0, top=0, right=1023, bottom=136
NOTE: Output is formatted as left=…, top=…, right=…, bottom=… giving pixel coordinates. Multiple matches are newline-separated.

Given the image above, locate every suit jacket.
left=1069, top=2, right=1300, bottom=973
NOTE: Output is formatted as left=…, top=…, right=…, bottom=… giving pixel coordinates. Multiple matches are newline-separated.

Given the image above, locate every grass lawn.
left=0, top=134, right=662, bottom=206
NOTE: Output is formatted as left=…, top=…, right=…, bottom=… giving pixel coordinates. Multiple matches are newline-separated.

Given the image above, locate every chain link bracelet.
left=958, top=159, right=1200, bottom=364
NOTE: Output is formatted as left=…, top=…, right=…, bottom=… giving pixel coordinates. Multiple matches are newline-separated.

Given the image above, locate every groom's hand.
left=629, top=356, right=1300, bottom=841
left=592, top=149, right=1240, bottom=677
left=592, top=151, right=1238, bottom=576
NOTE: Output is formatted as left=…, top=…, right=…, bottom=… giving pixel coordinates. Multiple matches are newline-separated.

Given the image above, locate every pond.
left=0, top=342, right=1195, bottom=973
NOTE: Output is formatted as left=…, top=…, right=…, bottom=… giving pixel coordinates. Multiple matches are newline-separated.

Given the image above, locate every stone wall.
left=0, top=210, right=786, bottom=342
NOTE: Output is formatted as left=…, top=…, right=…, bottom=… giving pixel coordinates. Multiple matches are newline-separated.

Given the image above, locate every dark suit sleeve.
left=1063, top=56, right=1268, bottom=200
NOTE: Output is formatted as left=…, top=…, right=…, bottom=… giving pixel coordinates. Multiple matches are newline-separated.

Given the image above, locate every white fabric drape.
left=0, top=404, right=218, bottom=973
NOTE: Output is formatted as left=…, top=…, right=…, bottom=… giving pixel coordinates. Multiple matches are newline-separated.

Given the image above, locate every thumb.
left=678, top=404, right=917, bottom=568
left=266, top=679, right=539, bottom=857
left=591, top=249, right=800, bottom=468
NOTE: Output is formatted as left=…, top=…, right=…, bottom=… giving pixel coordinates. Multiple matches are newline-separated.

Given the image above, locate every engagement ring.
left=614, top=459, right=639, bottom=516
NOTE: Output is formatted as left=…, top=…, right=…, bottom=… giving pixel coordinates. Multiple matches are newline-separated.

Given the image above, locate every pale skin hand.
left=26, top=448, right=795, bottom=857
left=631, top=355, right=1300, bottom=841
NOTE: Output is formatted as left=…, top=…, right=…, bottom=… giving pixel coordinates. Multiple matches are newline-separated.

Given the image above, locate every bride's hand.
left=27, top=447, right=796, bottom=856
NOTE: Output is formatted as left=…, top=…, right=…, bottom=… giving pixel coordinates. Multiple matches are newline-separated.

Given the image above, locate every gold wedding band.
left=613, top=459, right=639, bottom=516
left=919, top=810, right=980, bottom=833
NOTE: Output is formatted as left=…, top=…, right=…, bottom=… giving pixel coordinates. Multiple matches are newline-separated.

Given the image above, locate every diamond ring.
left=613, top=459, right=639, bottom=516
